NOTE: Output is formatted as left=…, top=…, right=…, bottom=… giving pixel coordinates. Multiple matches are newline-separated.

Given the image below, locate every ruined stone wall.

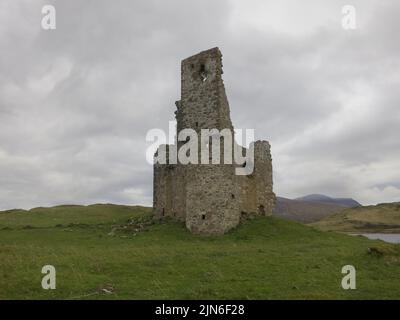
left=153, top=47, right=276, bottom=235
left=185, top=164, right=240, bottom=235
left=153, top=146, right=186, bottom=221
left=177, top=48, right=233, bottom=134
left=239, top=141, right=276, bottom=215
left=179, top=48, right=240, bottom=235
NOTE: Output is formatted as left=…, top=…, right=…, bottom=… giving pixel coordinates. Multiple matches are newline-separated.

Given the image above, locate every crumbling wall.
left=153, top=47, right=276, bottom=235
left=180, top=48, right=240, bottom=235
left=239, top=141, right=276, bottom=215
left=185, top=164, right=240, bottom=235
left=153, top=146, right=186, bottom=221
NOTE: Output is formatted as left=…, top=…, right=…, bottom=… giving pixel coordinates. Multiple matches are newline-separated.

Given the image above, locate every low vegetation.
left=311, top=202, right=400, bottom=233
left=0, top=204, right=399, bottom=299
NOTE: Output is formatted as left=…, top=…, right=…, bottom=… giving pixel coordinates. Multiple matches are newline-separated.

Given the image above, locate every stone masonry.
left=153, top=48, right=276, bottom=235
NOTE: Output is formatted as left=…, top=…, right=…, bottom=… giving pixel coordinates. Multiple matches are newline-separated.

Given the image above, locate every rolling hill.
left=312, top=202, right=400, bottom=233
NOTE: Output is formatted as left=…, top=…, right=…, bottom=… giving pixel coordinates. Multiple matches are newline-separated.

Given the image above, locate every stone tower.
left=153, top=48, right=276, bottom=235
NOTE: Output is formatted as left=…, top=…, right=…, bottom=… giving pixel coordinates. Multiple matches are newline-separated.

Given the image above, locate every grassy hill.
left=0, top=204, right=399, bottom=299
left=311, top=202, right=400, bottom=233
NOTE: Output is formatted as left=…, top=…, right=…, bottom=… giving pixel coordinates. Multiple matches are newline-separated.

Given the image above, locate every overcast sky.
left=0, top=0, right=399, bottom=210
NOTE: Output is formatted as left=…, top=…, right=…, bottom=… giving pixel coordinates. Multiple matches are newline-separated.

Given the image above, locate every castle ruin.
left=153, top=48, right=275, bottom=235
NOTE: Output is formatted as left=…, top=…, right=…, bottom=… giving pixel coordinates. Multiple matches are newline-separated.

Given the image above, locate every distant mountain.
left=273, top=196, right=347, bottom=223
left=295, top=194, right=361, bottom=208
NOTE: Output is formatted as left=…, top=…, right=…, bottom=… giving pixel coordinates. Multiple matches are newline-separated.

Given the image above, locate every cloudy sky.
left=0, top=0, right=399, bottom=210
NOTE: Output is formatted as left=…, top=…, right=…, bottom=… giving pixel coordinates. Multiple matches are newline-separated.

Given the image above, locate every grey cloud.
left=0, top=0, right=399, bottom=209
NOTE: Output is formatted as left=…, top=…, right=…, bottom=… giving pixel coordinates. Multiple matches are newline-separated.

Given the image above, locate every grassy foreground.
left=0, top=204, right=399, bottom=300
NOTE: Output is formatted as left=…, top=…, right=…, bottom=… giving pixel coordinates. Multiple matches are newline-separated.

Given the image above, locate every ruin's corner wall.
left=153, top=47, right=276, bottom=235
left=239, top=141, right=276, bottom=216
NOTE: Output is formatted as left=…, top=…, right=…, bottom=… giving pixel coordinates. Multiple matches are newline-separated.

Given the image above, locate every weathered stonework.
left=153, top=48, right=276, bottom=235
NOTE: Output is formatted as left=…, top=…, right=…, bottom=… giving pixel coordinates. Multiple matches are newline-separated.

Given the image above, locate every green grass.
left=0, top=204, right=399, bottom=299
